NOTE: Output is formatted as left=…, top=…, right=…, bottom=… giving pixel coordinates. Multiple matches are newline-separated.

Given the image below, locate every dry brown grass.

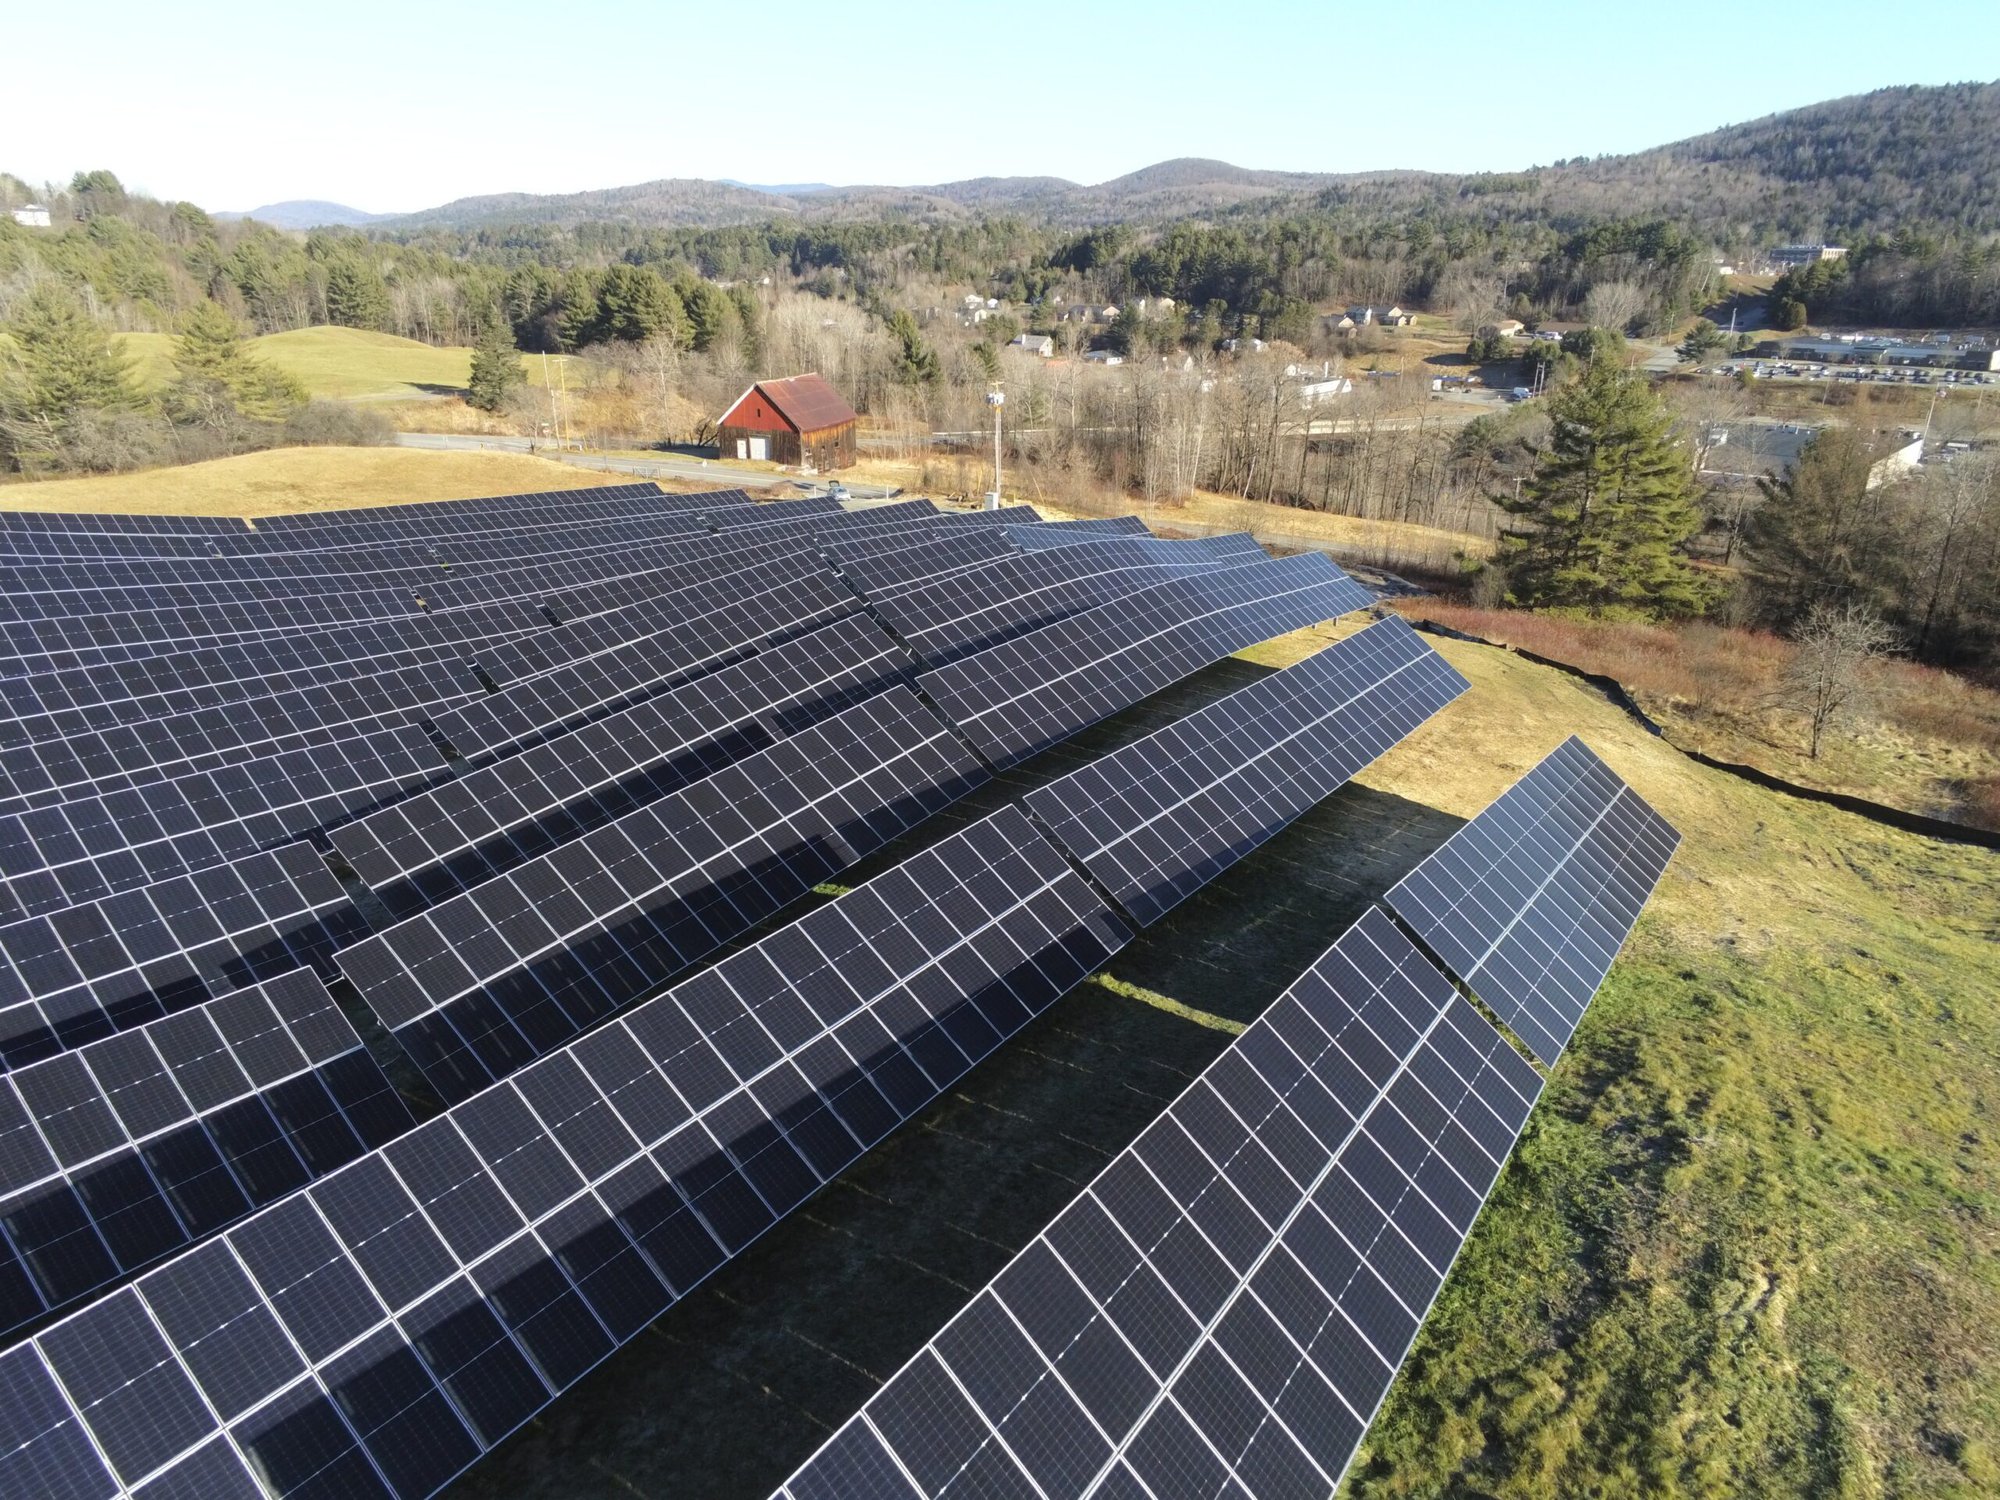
left=1391, top=601, right=2000, bottom=828
left=0, top=446, right=631, bottom=518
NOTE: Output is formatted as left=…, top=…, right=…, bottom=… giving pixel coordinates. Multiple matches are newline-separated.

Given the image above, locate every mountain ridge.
left=218, top=83, right=2000, bottom=235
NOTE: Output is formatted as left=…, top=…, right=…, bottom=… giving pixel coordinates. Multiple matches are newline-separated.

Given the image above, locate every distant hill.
left=246, top=82, right=2000, bottom=238
left=219, top=200, right=394, bottom=229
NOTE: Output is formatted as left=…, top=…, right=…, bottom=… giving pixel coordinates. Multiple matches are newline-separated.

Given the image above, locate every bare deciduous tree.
left=1583, top=279, right=1649, bottom=334
left=1777, top=602, right=1898, bottom=759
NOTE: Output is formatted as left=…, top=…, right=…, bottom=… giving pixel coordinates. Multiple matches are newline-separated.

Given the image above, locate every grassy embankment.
left=112, top=326, right=588, bottom=401
left=0, top=445, right=631, bottom=517
left=1394, top=602, right=2000, bottom=832
left=446, top=625, right=2000, bottom=1500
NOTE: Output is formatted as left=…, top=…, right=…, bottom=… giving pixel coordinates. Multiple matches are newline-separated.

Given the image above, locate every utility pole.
left=985, top=389, right=1005, bottom=509
left=540, top=352, right=558, bottom=453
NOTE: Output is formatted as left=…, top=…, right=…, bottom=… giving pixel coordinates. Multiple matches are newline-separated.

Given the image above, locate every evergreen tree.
left=0, top=284, right=138, bottom=472
left=1676, top=318, right=1728, bottom=364
left=1497, top=359, right=1714, bottom=619
left=594, top=266, right=688, bottom=345
left=889, top=310, right=940, bottom=385
left=172, top=301, right=305, bottom=419
left=323, top=256, right=390, bottom=330
left=467, top=315, right=525, bottom=413
left=1743, top=427, right=1886, bottom=624
left=1, top=284, right=135, bottom=422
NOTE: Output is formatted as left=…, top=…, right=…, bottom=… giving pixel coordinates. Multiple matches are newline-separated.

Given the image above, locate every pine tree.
left=1498, top=359, right=1714, bottom=619
left=323, top=256, right=391, bottom=331
left=889, top=310, right=940, bottom=385
left=1, top=283, right=136, bottom=422
left=1743, top=426, right=1886, bottom=624
left=467, top=315, right=525, bottom=413
left=172, top=301, right=305, bottom=420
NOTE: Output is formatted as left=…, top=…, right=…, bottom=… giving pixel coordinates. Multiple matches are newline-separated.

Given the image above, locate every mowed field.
left=0, top=445, right=630, bottom=517
left=438, top=623, right=2000, bottom=1500
left=112, top=326, right=588, bottom=400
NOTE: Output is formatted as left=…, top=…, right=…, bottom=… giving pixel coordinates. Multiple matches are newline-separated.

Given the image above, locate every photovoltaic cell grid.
left=0, top=655, right=476, bottom=818
left=433, top=560, right=861, bottom=764
left=0, top=968, right=408, bottom=1337
left=865, top=535, right=1261, bottom=670
left=329, top=614, right=912, bottom=917
left=0, top=806, right=1130, bottom=1500
left=918, top=552, right=1377, bottom=769
left=0, top=516, right=1000, bottom=921
left=1385, top=735, right=1680, bottom=1066
left=770, top=907, right=1544, bottom=1500
left=1026, top=617, right=1469, bottom=926
left=0, top=722, right=443, bottom=925
left=0, top=843, right=364, bottom=1071
left=825, top=530, right=1017, bottom=598
left=337, top=687, right=990, bottom=1103
left=243, top=481, right=674, bottom=534
left=1001, top=515, right=1151, bottom=548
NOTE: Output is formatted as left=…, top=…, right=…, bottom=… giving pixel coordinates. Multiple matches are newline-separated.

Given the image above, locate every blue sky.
left=6, top=0, right=1995, bottom=213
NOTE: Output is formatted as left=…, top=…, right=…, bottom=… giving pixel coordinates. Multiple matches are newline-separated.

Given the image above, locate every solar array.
left=1386, top=735, right=1679, bottom=1065
left=0, top=807, right=1132, bottom=1500
left=919, top=553, right=1376, bottom=767
left=1026, top=617, right=1469, bottom=925
left=0, top=969, right=407, bottom=1335
left=772, top=740, right=1679, bottom=1500
left=0, top=478, right=1428, bottom=1499
left=336, top=688, right=990, bottom=1103
left=0, top=843, right=364, bottom=1069
left=771, top=907, right=1543, bottom=1500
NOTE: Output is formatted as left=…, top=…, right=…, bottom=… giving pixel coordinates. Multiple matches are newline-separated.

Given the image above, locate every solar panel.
left=0, top=843, right=364, bottom=1071
left=1384, top=736, right=1679, bottom=1066
left=1007, top=529, right=1270, bottom=569
left=769, top=907, right=1544, bottom=1500
left=4, top=805, right=1128, bottom=1500
left=824, top=530, right=1018, bottom=598
left=1027, top=618, right=1470, bottom=926
left=337, top=687, right=989, bottom=1102
left=867, top=534, right=1260, bottom=670
left=0, top=655, right=476, bottom=818
left=432, top=561, right=860, bottom=765
left=0, top=722, right=445, bottom=925
left=329, top=614, right=912, bottom=916
left=245, top=481, right=673, bottom=533
left=1002, top=515, right=1152, bottom=547
left=918, top=552, right=1377, bottom=769
left=0, top=607, right=532, bottom=758
left=0, top=967, right=408, bottom=1337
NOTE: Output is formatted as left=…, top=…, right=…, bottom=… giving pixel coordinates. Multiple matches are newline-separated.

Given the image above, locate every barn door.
left=734, top=439, right=748, bottom=459
left=748, top=436, right=769, bottom=461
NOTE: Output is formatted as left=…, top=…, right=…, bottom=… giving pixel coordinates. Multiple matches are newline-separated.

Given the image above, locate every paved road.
left=391, top=433, right=903, bottom=498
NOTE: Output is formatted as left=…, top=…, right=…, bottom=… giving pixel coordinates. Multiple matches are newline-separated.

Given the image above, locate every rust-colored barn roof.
left=720, top=373, right=857, bottom=434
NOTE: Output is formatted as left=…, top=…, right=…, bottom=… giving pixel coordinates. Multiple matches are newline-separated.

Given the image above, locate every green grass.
left=111, top=325, right=586, bottom=400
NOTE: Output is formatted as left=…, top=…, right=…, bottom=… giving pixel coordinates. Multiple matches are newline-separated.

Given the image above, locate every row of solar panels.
left=0, top=489, right=1364, bottom=1344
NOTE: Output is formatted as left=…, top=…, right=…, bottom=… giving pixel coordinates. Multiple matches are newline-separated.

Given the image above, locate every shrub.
left=282, top=400, right=392, bottom=447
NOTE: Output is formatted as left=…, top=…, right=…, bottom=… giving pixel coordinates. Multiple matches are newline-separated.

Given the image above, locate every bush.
left=282, top=400, right=392, bottom=447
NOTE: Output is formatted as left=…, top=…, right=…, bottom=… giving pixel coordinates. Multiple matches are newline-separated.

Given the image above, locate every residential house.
left=9, top=205, right=49, bottom=228
left=1082, top=350, right=1125, bottom=365
left=1481, top=319, right=1526, bottom=339
left=1011, top=333, right=1055, bottom=357
left=1347, top=304, right=1415, bottom=327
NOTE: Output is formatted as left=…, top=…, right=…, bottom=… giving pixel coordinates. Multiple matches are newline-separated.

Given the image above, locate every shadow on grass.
left=444, top=653, right=1467, bottom=1500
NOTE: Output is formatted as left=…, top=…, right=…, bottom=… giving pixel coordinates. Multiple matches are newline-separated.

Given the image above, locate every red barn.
left=715, top=373, right=859, bottom=471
